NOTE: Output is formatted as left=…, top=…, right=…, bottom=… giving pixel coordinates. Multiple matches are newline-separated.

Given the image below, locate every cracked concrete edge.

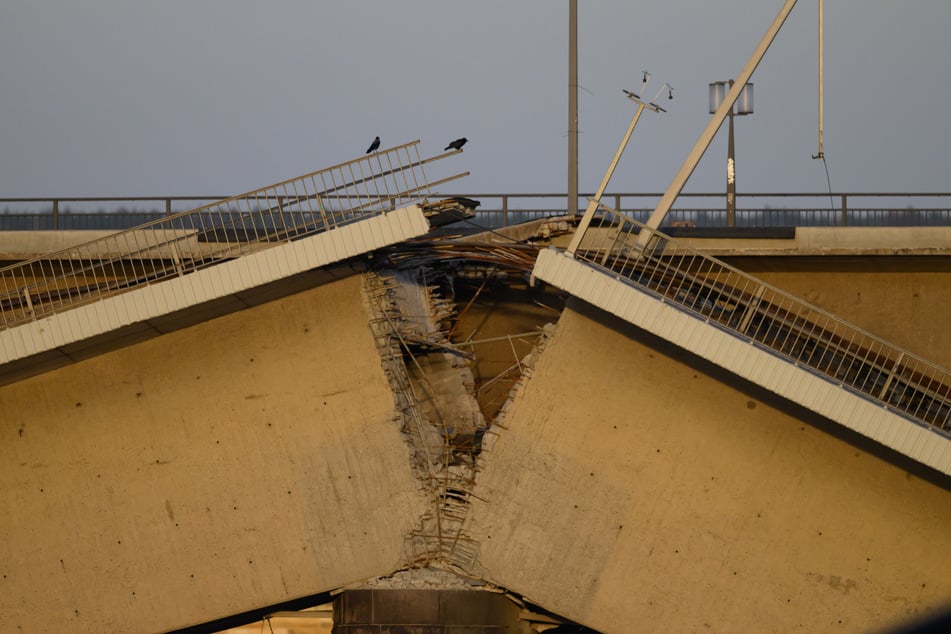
left=361, top=271, right=483, bottom=576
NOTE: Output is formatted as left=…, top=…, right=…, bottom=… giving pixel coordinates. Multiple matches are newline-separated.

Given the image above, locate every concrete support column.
left=332, top=589, right=521, bottom=633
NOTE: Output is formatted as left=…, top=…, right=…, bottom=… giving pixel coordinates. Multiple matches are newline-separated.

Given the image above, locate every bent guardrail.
left=0, top=141, right=466, bottom=330
left=570, top=203, right=951, bottom=434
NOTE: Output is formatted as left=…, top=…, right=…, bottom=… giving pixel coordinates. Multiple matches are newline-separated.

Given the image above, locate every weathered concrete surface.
left=0, top=230, right=120, bottom=260
left=724, top=255, right=951, bottom=367
left=469, top=299, right=951, bottom=633
left=0, top=275, right=426, bottom=633
left=3, top=249, right=951, bottom=632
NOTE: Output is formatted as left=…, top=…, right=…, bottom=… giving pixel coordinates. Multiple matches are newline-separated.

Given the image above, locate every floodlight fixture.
left=709, top=80, right=754, bottom=115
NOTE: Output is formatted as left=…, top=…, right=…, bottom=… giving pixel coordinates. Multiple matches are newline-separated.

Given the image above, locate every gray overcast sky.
left=1, top=1, right=948, bottom=198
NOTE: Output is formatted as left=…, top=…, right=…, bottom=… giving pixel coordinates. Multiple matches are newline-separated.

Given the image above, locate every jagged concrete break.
left=362, top=270, right=487, bottom=574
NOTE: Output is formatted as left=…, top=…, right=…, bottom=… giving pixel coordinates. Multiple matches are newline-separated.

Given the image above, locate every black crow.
left=366, top=136, right=380, bottom=153
left=445, top=137, right=467, bottom=151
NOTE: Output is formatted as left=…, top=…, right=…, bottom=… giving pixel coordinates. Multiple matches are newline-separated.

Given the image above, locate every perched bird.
left=366, top=136, right=380, bottom=154
left=445, top=137, right=467, bottom=151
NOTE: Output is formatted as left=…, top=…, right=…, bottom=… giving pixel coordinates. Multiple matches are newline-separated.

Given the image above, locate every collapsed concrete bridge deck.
left=3, top=155, right=951, bottom=631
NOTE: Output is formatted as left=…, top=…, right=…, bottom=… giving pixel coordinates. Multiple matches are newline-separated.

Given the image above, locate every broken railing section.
left=567, top=203, right=951, bottom=434
left=363, top=271, right=486, bottom=573
left=419, top=197, right=481, bottom=229
left=0, top=140, right=468, bottom=330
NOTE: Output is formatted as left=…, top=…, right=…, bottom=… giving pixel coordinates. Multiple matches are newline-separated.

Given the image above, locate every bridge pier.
left=332, top=589, right=523, bottom=633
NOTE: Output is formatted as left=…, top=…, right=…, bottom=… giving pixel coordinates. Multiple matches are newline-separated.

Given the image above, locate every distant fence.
left=2, top=192, right=951, bottom=231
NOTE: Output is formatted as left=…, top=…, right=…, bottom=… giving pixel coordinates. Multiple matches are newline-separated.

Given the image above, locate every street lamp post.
left=566, top=76, right=671, bottom=256
left=709, top=80, right=754, bottom=226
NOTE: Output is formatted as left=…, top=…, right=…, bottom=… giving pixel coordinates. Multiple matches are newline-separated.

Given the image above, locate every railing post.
left=166, top=199, right=172, bottom=216
left=52, top=199, right=59, bottom=230
left=502, top=195, right=508, bottom=227
left=841, top=194, right=848, bottom=226
left=878, top=352, right=905, bottom=402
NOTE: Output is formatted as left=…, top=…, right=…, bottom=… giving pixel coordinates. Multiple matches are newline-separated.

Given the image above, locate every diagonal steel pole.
left=566, top=100, right=648, bottom=255
left=634, top=0, right=799, bottom=250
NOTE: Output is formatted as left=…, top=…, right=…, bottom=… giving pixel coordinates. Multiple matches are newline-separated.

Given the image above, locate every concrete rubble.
left=362, top=262, right=558, bottom=578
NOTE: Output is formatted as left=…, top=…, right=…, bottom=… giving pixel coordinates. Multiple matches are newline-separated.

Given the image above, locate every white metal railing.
left=0, top=141, right=466, bottom=330
left=570, top=203, right=951, bottom=435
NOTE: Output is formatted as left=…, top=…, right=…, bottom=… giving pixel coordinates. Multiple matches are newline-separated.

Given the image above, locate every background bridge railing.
left=2, top=192, right=951, bottom=231
left=0, top=141, right=465, bottom=330
left=569, top=203, right=951, bottom=434
left=456, top=192, right=951, bottom=229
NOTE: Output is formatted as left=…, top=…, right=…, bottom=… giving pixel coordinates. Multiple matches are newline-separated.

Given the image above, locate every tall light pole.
left=568, top=0, right=579, bottom=218
left=709, top=80, right=754, bottom=226
left=566, top=78, right=671, bottom=256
